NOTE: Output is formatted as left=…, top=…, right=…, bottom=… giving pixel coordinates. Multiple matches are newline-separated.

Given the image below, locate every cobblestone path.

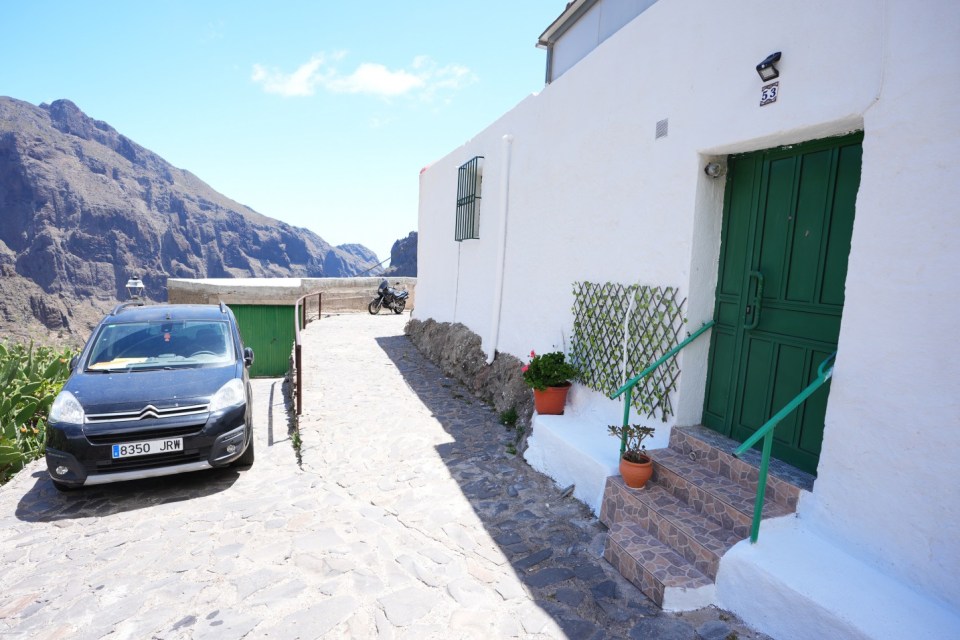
left=0, top=313, right=768, bottom=639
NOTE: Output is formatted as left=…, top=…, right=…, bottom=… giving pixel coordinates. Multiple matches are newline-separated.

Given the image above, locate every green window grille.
left=455, top=156, right=483, bottom=241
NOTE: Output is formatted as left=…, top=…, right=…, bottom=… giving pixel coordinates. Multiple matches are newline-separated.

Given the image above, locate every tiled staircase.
left=599, top=425, right=814, bottom=610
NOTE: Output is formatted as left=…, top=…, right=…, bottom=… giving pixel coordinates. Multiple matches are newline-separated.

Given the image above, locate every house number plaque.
left=760, top=82, right=779, bottom=106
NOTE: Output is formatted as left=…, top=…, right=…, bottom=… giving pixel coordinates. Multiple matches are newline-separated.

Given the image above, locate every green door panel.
left=702, top=133, right=863, bottom=474
left=717, top=156, right=759, bottom=298
left=229, top=305, right=295, bottom=378
left=703, top=328, right=737, bottom=421
left=821, top=144, right=863, bottom=306
left=785, top=149, right=834, bottom=302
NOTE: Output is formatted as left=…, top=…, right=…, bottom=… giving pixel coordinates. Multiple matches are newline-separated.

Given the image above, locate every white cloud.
left=251, top=53, right=476, bottom=101
left=412, top=58, right=476, bottom=102
left=369, top=115, right=397, bottom=129
left=251, top=54, right=330, bottom=97
left=326, top=63, right=424, bottom=96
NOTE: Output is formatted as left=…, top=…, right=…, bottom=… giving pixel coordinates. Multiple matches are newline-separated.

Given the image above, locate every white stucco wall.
left=417, top=0, right=960, bottom=625
left=417, top=0, right=883, bottom=430
left=797, top=0, right=960, bottom=612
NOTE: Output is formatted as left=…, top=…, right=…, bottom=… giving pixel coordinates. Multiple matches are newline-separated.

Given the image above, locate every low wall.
left=167, top=277, right=417, bottom=314
left=405, top=317, right=534, bottom=452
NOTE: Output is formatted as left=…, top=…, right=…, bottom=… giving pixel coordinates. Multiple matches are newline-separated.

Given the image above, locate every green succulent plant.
left=608, top=423, right=656, bottom=463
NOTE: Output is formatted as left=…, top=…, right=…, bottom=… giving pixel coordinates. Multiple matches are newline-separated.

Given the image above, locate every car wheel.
left=235, top=436, right=255, bottom=468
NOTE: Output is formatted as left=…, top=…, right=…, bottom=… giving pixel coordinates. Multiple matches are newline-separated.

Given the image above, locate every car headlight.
left=208, top=379, right=245, bottom=413
left=49, top=391, right=85, bottom=424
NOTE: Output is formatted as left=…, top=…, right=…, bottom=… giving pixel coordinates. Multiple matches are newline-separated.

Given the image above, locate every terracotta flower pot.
left=533, top=383, right=571, bottom=415
left=619, top=455, right=654, bottom=489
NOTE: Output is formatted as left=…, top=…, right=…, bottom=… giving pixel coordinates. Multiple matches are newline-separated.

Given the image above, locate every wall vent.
left=655, top=118, right=669, bottom=139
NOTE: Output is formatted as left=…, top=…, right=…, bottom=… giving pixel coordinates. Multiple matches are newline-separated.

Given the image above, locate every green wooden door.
left=229, top=304, right=295, bottom=378
left=702, top=133, right=862, bottom=474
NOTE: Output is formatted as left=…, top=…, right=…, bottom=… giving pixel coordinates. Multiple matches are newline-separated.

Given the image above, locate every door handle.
left=744, top=270, right=764, bottom=330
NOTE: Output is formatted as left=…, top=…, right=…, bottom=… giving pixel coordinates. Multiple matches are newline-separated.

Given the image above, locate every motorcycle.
left=368, top=279, right=409, bottom=315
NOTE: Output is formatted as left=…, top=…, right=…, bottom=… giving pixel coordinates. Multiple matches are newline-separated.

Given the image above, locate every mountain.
left=0, top=97, right=382, bottom=345
left=335, top=243, right=380, bottom=274
left=384, top=231, right=417, bottom=277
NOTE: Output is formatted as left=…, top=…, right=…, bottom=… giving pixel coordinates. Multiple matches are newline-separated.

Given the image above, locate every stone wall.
left=167, top=276, right=416, bottom=314
left=404, top=318, right=534, bottom=452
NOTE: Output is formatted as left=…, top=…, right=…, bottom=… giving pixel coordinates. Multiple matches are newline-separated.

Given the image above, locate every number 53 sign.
left=760, top=81, right=779, bottom=106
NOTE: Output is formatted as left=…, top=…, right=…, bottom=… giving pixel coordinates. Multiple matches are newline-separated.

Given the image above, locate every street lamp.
left=125, top=276, right=145, bottom=301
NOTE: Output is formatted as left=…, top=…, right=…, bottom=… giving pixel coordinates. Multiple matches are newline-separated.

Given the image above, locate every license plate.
left=111, top=438, right=183, bottom=459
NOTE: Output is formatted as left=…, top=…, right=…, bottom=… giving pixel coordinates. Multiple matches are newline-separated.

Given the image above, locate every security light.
left=705, top=162, right=725, bottom=178
left=756, top=52, right=781, bottom=81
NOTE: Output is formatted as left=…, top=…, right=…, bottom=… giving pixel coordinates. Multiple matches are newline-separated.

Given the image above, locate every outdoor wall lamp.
left=756, top=52, right=781, bottom=81
left=705, top=162, right=726, bottom=178
left=125, top=275, right=145, bottom=300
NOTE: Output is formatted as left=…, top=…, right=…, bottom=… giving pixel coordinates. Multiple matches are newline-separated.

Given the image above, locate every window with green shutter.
left=455, top=156, right=483, bottom=241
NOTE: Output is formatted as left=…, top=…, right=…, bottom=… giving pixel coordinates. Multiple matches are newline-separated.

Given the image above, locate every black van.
left=45, top=303, right=255, bottom=490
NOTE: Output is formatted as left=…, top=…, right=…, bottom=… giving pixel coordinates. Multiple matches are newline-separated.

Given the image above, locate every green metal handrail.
left=733, top=352, right=836, bottom=543
left=610, top=321, right=715, bottom=454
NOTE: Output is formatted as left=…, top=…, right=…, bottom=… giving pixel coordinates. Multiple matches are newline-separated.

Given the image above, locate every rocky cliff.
left=0, top=97, right=381, bottom=344
left=384, top=231, right=417, bottom=277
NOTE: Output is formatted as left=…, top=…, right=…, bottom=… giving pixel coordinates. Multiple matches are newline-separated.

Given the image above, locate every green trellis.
left=571, top=282, right=686, bottom=421
left=570, top=282, right=632, bottom=394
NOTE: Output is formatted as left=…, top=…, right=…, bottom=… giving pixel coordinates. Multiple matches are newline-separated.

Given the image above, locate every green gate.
left=229, top=304, right=295, bottom=378
left=702, top=133, right=863, bottom=474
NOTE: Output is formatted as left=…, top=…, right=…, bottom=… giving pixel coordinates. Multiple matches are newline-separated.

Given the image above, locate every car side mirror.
left=243, top=347, right=255, bottom=367
left=69, top=355, right=79, bottom=372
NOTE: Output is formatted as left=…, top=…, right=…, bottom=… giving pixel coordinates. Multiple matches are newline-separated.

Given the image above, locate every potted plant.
left=607, top=423, right=656, bottom=488
left=522, top=350, right=578, bottom=415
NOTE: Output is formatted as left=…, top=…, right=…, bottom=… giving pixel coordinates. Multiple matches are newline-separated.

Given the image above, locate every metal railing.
left=294, top=291, right=323, bottom=417
left=733, top=352, right=836, bottom=543
left=610, top=321, right=715, bottom=454
left=455, top=156, right=483, bottom=241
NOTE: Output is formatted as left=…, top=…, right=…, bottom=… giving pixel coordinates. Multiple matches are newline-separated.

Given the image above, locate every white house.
left=413, top=1, right=960, bottom=638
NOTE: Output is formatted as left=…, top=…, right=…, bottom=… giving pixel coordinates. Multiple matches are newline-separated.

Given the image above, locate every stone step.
left=670, top=425, right=814, bottom=512
left=600, top=475, right=743, bottom=580
left=652, top=448, right=792, bottom=540
left=604, top=520, right=714, bottom=610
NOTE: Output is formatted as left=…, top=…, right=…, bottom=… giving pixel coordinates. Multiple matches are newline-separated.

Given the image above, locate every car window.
left=87, top=320, right=235, bottom=370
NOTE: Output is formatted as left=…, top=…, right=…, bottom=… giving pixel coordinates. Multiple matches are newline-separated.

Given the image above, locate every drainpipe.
left=486, top=134, right=514, bottom=363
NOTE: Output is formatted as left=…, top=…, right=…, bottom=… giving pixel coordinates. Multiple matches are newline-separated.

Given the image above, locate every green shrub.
left=0, top=342, right=75, bottom=485
left=521, top=350, right=578, bottom=391
left=499, top=407, right=518, bottom=428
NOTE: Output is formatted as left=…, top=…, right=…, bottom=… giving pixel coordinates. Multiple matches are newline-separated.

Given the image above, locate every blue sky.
left=2, top=1, right=560, bottom=263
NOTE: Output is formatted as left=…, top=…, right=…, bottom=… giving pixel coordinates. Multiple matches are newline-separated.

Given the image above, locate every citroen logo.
left=138, top=405, right=162, bottom=420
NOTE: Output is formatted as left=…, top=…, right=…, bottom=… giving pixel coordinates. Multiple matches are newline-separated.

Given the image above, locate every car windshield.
left=86, top=320, right=235, bottom=371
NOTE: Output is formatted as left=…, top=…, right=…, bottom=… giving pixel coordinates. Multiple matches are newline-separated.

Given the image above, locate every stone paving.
left=0, top=312, right=770, bottom=639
